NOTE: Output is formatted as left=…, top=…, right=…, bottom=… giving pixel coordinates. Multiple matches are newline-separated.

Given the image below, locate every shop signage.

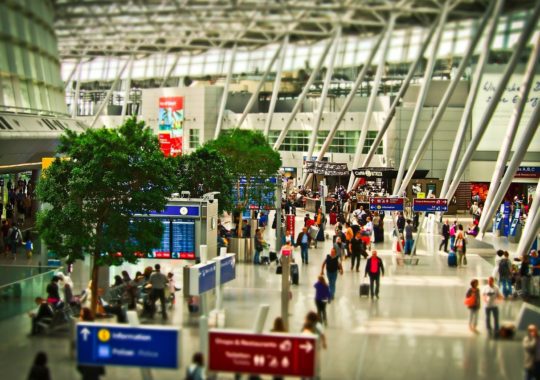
left=304, top=161, right=348, bottom=176
left=412, top=198, right=448, bottom=212
left=209, top=330, right=317, bottom=377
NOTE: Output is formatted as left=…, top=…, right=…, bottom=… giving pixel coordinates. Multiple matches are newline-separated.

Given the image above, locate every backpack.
left=498, top=258, right=511, bottom=278
left=10, top=227, right=20, bottom=242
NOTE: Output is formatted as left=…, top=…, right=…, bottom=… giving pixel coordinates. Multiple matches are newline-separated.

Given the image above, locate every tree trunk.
left=90, top=261, right=100, bottom=318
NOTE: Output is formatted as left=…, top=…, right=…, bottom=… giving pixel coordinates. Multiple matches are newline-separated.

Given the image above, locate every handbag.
left=464, top=293, right=476, bottom=307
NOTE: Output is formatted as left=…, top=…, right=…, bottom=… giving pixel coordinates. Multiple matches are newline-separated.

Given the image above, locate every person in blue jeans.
left=320, top=248, right=343, bottom=302
left=404, top=219, right=414, bottom=255
left=253, top=228, right=264, bottom=265
left=482, top=276, right=502, bottom=338
left=295, top=227, right=312, bottom=264
left=498, top=251, right=513, bottom=298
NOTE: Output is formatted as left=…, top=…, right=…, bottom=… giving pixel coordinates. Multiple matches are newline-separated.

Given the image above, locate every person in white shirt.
left=482, top=276, right=503, bottom=338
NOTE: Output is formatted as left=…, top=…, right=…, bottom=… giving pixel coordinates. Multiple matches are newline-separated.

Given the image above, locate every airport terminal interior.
left=0, top=0, right=539, bottom=379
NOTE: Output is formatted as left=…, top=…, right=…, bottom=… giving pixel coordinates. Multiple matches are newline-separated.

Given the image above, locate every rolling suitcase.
left=448, top=252, right=457, bottom=267
left=269, top=251, right=278, bottom=262
left=308, top=225, right=319, bottom=240
left=329, top=212, right=337, bottom=225
left=360, top=282, right=370, bottom=297
left=290, top=263, right=299, bottom=285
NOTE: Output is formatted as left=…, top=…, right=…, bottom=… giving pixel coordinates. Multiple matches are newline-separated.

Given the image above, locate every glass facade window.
left=266, top=130, right=383, bottom=154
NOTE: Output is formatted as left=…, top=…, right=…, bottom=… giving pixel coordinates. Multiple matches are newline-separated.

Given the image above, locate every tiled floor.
left=0, top=211, right=533, bottom=380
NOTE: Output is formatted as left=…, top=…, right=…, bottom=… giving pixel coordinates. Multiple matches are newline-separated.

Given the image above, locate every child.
left=25, top=237, right=33, bottom=260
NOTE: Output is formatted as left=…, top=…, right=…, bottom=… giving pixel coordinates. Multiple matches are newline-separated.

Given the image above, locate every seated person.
left=97, top=288, right=127, bottom=323
left=466, top=222, right=479, bottom=236
left=28, top=297, right=54, bottom=335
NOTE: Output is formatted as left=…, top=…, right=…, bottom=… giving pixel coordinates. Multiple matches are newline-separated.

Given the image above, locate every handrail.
left=0, top=266, right=61, bottom=290
left=0, top=106, right=70, bottom=118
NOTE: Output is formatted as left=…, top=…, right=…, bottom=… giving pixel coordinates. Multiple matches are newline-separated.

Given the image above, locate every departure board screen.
left=171, top=219, right=196, bottom=259
left=148, top=220, right=171, bottom=258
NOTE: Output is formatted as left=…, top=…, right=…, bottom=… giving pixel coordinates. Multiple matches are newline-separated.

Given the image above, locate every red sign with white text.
left=286, top=214, right=295, bottom=237
left=209, top=330, right=317, bottom=377
left=158, top=96, right=184, bottom=157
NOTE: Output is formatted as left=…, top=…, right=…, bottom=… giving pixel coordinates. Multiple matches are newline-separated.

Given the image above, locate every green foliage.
left=204, top=128, right=282, bottom=211
left=37, top=117, right=174, bottom=266
left=171, top=145, right=234, bottom=214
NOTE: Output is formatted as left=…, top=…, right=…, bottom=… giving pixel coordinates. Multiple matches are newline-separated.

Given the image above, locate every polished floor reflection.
left=0, top=211, right=530, bottom=380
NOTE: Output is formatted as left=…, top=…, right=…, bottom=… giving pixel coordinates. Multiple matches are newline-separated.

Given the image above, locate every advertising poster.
left=158, top=97, right=184, bottom=156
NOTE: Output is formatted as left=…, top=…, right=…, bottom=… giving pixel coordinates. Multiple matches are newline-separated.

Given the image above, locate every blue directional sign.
left=213, top=254, right=236, bottom=285
left=412, top=199, right=448, bottom=212
left=77, top=323, right=180, bottom=368
left=148, top=205, right=200, bottom=217
left=189, top=261, right=217, bottom=295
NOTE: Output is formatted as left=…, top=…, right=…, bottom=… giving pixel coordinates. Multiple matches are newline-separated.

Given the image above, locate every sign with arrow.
left=77, top=322, right=181, bottom=368
left=208, top=330, right=317, bottom=377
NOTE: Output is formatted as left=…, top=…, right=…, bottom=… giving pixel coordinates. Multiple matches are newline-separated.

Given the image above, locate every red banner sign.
left=158, top=96, right=184, bottom=157
left=209, top=330, right=317, bottom=377
left=286, top=214, right=295, bottom=237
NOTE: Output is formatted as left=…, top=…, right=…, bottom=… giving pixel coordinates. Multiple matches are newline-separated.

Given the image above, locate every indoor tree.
left=37, top=117, right=174, bottom=316
left=171, top=145, right=235, bottom=214
left=204, top=128, right=282, bottom=236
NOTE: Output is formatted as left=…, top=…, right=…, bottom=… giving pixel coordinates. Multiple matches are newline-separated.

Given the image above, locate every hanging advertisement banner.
left=158, top=97, right=184, bottom=157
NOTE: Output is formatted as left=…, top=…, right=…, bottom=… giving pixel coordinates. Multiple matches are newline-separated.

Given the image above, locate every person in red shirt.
left=364, top=250, right=385, bottom=299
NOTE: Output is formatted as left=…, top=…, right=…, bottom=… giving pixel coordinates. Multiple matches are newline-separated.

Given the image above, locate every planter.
left=228, top=237, right=253, bottom=263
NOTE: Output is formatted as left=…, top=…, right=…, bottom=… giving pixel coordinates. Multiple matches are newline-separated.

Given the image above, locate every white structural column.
left=303, top=28, right=388, bottom=187
left=517, top=208, right=540, bottom=258
left=214, top=43, right=238, bottom=139
left=395, top=0, right=497, bottom=196
left=393, top=0, right=450, bottom=195
left=237, top=40, right=287, bottom=128
left=90, top=55, right=133, bottom=128
left=301, top=27, right=342, bottom=184
left=361, top=18, right=439, bottom=168
left=121, top=57, right=135, bottom=120
left=273, top=33, right=337, bottom=150
left=64, top=57, right=82, bottom=91
left=347, top=14, right=396, bottom=191
left=439, top=0, right=504, bottom=201
left=160, top=53, right=182, bottom=88
left=478, top=33, right=540, bottom=236
left=264, top=35, right=289, bottom=137
left=480, top=104, right=540, bottom=247
left=518, top=180, right=540, bottom=252
left=72, top=61, right=83, bottom=118
left=444, top=1, right=540, bottom=203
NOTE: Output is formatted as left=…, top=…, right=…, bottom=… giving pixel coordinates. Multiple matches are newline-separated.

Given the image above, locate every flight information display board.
left=171, top=220, right=196, bottom=259
left=135, top=218, right=196, bottom=260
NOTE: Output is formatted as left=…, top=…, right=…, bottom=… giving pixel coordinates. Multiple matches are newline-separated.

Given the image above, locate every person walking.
left=314, top=275, right=330, bottom=326
left=149, top=264, right=168, bottom=320
left=364, top=250, right=385, bottom=299
left=320, top=248, right=343, bottom=302
left=349, top=230, right=367, bottom=272
left=295, top=227, right=312, bottom=265
left=523, top=324, right=540, bottom=380
left=498, top=251, right=513, bottom=299
left=455, top=224, right=467, bottom=267
left=253, top=228, right=264, bottom=265
left=439, top=220, right=450, bottom=252
left=27, top=352, right=51, bottom=380
left=465, top=279, right=481, bottom=333
left=404, top=220, right=414, bottom=255
left=482, top=276, right=502, bottom=339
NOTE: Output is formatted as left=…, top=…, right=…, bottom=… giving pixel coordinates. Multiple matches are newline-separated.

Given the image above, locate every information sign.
left=213, top=253, right=236, bottom=285
left=412, top=199, right=448, bottom=212
left=148, top=205, right=200, bottom=218
left=77, top=323, right=180, bottom=368
left=286, top=214, right=295, bottom=237
left=209, top=330, right=317, bottom=377
left=188, top=262, right=216, bottom=295
left=369, top=197, right=404, bottom=211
